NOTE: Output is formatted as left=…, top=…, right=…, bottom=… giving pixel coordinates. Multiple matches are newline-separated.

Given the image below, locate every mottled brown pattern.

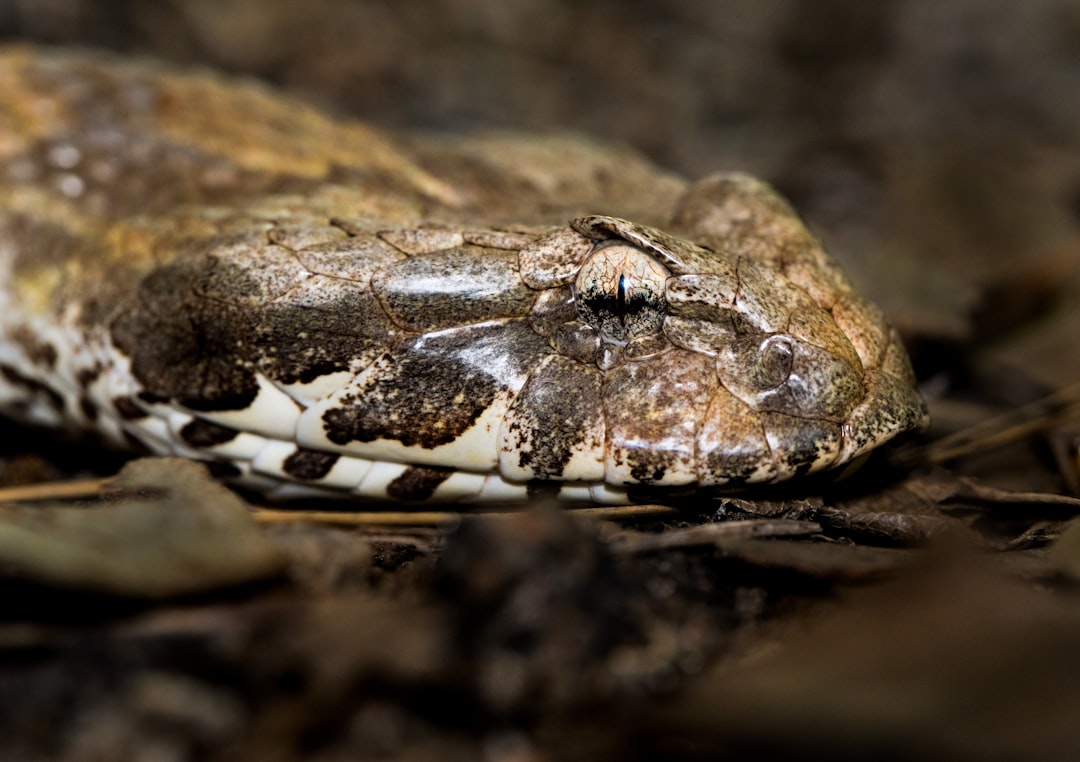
left=500, top=355, right=605, bottom=481
left=371, top=247, right=535, bottom=333
left=253, top=278, right=401, bottom=386
left=321, top=320, right=551, bottom=449
left=603, top=351, right=718, bottom=486
left=0, top=47, right=927, bottom=501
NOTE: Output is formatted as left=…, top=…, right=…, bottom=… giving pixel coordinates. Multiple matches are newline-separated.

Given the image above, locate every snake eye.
left=574, top=243, right=670, bottom=343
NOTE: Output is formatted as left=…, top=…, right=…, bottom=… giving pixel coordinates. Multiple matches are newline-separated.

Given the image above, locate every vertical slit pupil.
left=616, top=273, right=628, bottom=332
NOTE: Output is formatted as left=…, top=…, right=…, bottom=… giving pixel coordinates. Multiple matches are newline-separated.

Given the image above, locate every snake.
left=0, top=47, right=927, bottom=504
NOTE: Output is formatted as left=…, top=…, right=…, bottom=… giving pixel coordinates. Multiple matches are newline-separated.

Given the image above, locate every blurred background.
left=2, top=0, right=1079, bottom=379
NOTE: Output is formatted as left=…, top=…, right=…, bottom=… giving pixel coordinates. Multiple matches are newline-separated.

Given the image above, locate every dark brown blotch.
left=179, top=418, right=239, bottom=448
left=78, top=394, right=98, bottom=421
left=282, top=449, right=340, bottom=481
left=386, top=465, right=454, bottom=501
left=109, top=261, right=259, bottom=411
left=112, top=396, right=148, bottom=420
left=9, top=325, right=58, bottom=370
left=76, top=363, right=104, bottom=387
left=526, top=480, right=561, bottom=500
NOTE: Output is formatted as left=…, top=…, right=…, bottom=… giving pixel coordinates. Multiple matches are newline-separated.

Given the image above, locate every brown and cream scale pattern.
left=0, top=47, right=927, bottom=503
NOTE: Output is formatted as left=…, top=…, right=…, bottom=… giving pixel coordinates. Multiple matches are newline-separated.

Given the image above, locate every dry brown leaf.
left=0, top=458, right=284, bottom=597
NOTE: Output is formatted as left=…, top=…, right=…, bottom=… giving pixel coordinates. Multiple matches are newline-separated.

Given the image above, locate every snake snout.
left=716, top=333, right=865, bottom=423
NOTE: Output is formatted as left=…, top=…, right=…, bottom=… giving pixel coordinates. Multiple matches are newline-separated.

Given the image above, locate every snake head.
left=522, top=173, right=927, bottom=487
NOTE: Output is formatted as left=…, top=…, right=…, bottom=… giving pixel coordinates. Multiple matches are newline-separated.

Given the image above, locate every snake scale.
left=0, top=47, right=927, bottom=504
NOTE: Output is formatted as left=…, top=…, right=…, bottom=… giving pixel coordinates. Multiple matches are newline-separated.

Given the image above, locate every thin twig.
left=251, top=509, right=464, bottom=527
left=0, top=478, right=107, bottom=503
left=250, top=501, right=681, bottom=527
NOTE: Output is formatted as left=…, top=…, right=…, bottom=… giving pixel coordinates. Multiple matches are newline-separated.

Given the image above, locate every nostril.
left=758, top=335, right=794, bottom=389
